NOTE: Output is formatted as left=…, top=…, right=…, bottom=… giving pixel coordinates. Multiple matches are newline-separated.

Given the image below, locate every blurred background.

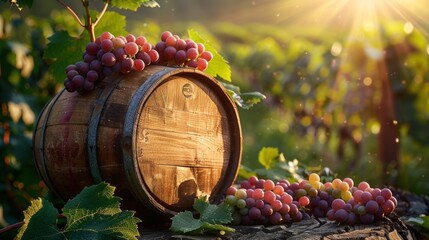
left=1, top=0, right=428, bottom=232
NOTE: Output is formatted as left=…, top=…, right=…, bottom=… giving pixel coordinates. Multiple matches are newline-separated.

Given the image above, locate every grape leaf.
left=62, top=182, right=140, bottom=239
left=407, top=215, right=429, bottom=231
left=93, top=11, right=127, bottom=37
left=187, top=29, right=231, bottom=81
left=238, top=164, right=257, bottom=180
left=110, top=0, right=159, bottom=11
left=43, top=30, right=88, bottom=83
left=420, top=216, right=429, bottom=230
left=63, top=182, right=122, bottom=220
left=170, top=198, right=235, bottom=235
left=16, top=198, right=61, bottom=240
left=193, top=198, right=232, bottom=224
left=231, top=91, right=266, bottom=110
left=16, top=182, right=141, bottom=239
left=258, top=147, right=279, bottom=170
left=255, top=168, right=293, bottom=182
left=63, top=211, right=140, bottom=239
left=241, top=92, right=266, bottom=104
left=170, top=211, right=202, bottom=233
left=222, top=82, right=266, bottom=109
left=142, top=0, right=160, bottom=8
left=43, top=11, right=126, bottom=83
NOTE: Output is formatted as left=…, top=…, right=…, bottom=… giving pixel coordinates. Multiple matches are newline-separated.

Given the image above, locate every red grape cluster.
left=225, top=177, right=305, bottom=225
left=64, top=31, right=213, bottom=93
left=324, top=180, right=397, bottom=225
left=64, top=32, right=159, bottom=93
left=154, top=31, right=213, bottom=71
left=225, top=173, right=397, bottom=226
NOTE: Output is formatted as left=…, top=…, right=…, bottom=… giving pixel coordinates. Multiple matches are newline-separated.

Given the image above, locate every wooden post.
left=376, top=57, right=400, bottom=186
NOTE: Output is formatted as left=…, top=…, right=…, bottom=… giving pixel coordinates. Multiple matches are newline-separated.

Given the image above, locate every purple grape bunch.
left=64, top=32, right=159, bottom=93
left=225, top=177, right=308, bottom=226
left=225, top=173, right=397, bottom=226
left=64, top=31, right=213, bottom=93
left=324, top=180, right=397, bottom=225
left=153, top=31, right=213, bottom=71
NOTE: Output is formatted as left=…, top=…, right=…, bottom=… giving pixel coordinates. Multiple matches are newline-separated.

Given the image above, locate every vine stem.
left=0, top=214, right=66, bottom=235
left=0, top=221, right=24, bottom=234
left=94, top=0, right=110, bottom=27
left=55, top=0, right=84, bottom=27
left=82, top=0, right=94, bottom=41
left=57, top=0, right=111, bottom=42
left=84, top=0, right=110, bottom=42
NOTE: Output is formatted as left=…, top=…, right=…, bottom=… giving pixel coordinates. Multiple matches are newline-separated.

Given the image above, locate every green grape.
left=236, top=199, right=246, bottom=209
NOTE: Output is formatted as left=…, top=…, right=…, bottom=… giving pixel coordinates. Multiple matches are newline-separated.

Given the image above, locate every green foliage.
left=222, top=82, right=266, bottom=109
left=43, top=31, right=88, bottom=83
left=16, top=182, right=141, bottom=240
left=110, top=0, right=159, bottom=10
left=142, top=0, right=161, bottom=8
left=188, top=28, right=231, bottom=81
left=407, top=215, right=429, bottom=235
left=92, top=11, right=128, bottom=37
left=258, top=147, right=279, bottom=170
left=15, top=198, right=59, bottom=240
left=236, top=92, right=266, bottom=108
left=63, top=182, right=121, bottom=215
left=239, top=147, right=309, bottom=183
left=44, top=10, right=127, bottom=82
left=0, top=0, right=33, bottom=9
left=41, top=0, right=147, bottom=83
left=215, top=20, right=429, bottom=193
left=170, top=197, right=235, bottom=235
left=0, top=12, right=54, bottom=235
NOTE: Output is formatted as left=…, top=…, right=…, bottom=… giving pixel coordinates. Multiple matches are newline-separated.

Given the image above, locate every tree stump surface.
left=139, top=189, right=429, bottom=240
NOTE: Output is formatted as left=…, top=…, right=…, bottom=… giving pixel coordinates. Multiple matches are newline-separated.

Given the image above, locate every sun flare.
left=228, top=0, right=429, bottom=70
left=237, top=0, right=429, bottom=39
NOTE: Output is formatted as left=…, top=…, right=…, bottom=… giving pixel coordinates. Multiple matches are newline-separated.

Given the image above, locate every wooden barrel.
left=32, top=65, right=242, bottom=222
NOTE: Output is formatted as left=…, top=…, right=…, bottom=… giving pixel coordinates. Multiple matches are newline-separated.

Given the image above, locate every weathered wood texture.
left=231, top=218, right=415, bottom=240
left=139, top=189, right=429, bottom=239
left=32, top=66, right=242, bottom=222
left=140, top=217, right=414, bottom=240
